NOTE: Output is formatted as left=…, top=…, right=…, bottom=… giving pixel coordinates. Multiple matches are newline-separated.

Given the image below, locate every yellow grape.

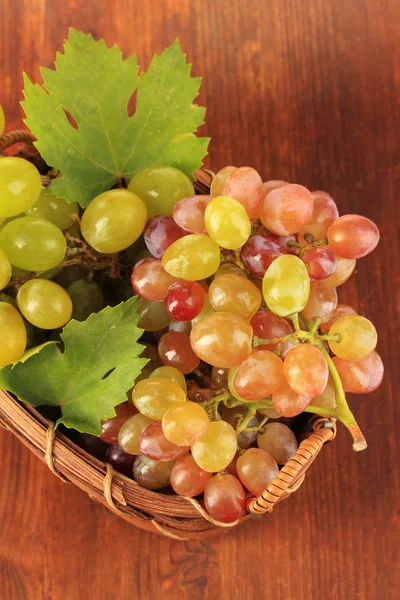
left=17, top=279, right=73, bottom=329
left=205, top=196, right=251, bottom=249
left=0, top=157, right=42, bottom=217
left=137, top=297, right=172, bottom=331
left=0, top=248, right=11, bottom=290
left=214, top=262, right=248, bottom=279
left=324, top=256, right=356, bottom=287
left=210, top=166, right=237, bottom=196
left=162, top=234, right=220, bottom=280
left=262, top=255, right=310, bottom=316
left=329, top=315, right=377, bottom=360
left=190, top=312, right=253, bottom=368
left=191, top=420, right=237, bottom=472
left=0, top=302, right=27, bottom=367
left=25, top=189, right=80, bottom=230
left=209, top=274, right=261, bottom=319
left=118, top=414, right=153, bottom=454
left=132, top=378, right=186, bottom=420
left=162, top=401, right=209, bottom=445
left=81, top=189, right=147, bottom=253
left=150, top=366, right=187, bottom=392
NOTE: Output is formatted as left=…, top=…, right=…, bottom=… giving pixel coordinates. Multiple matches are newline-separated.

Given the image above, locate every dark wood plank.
left=0, top=0, right=399, bottom=598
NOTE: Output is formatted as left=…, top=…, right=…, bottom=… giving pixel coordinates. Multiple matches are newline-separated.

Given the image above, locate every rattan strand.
left=0, top=130, right=37, bottom=152
left=45, top=424, right=70, bottom=483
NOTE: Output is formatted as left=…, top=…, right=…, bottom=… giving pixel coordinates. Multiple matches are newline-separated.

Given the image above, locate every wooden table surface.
left=0, top=1, right=399, bottom=598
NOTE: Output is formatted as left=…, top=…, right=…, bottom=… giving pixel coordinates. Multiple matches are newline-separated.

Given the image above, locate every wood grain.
left=0, top=0, right=399, bottom=598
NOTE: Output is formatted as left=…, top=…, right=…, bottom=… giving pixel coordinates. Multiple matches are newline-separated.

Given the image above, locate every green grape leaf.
left=22, top=29, right=209, bottom=207
left=0, top=297, right=147, bottom=435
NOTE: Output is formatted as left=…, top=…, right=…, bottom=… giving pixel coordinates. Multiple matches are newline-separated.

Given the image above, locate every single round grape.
left=272, top=379, right=311, bottom=417
left=222, top=166, right=264, bottom=218
left=168, top=319, right=192, bottom=335
left=250, top=310, right=293, bottom=356
left=191, top=420, right=237, bottom=472
left=162, top=402, right=209, bottom=446
left=138, top=421, right=189, bottom=460
left=302, top=280, right=338, bottom=324
left=81, top=189, right=147, bottom=253
left=298, top=191, right=339, bottom=243
left=0, top=248, right=11, bottom=290
left=327, top=214, right=380, bottom=259
left=191, top=294, right=216, bottom=325
left=0, top=302, right=27, bottom=366
left=262, top=255, right=310, bottom=317
left=324, top=256, right=356, bottom=287
left=150, top=366, right=187, bottom=392
left=214, top=262, right=248, bottom=279
left=133, top=455, right=176, bottom=490
left=164, top=280, right=206, bottom=321
left=17, top=279, right=72, bottom=329
left=137, top=297, right=172, bottom=331
left=190, top=312, right=253, bottom=368
left=241, top=235, right=286, bottom=277
left=263, top=180, right=289, bottom=196
left=233, top=350, right=285, bottom=400
left=143, top=215, right=186, bottom=258
left=209, top=274, right=261, bottom=319
left=118, top=413, right=153, bottom=454
left=132, top=377, right=186, bottom=420
left=25, top=189, right=79, bottom=230
left=131, top=258, right=180, bottom=301
left=329, top=315, right=377, bottom=360
left=211, top=366, right=229, bottom=389
left=0, top=217, right=66, bottom=271
left=272, top=234, right=298, bottom=254
left=128, top=165, right=194, bottom=218
left=220, top=405, right=262, bottom=448
left=170, top=454, right=213, bottom=497
left=158, top=331, right=200, bottom=374
left=320, top=304, right=357, bottom=333
left=227, top=367, right=249, bottom=402
left=75, top=432, right=109, bottom=461
left=261, top=184, right=314, bottom=235
left=210, top=166, right=237, bottom=196
left=55, top=265, right=89, bottom=289
left=101, top=402, right=138, bottom=444
left=225, top=452, right=240, bottom=477
left=257, top=406, right=281, bottom=419
left=205, top=196, right=251, bottom=249
left=0, top=105, right=4, bottom=136
left=302, top=246, right=337, bottom=280
left=0, top=157, right=42, bottom=217
left=162, top=234, right=220, bottom=280
left=237, top=447, right=279, bottom=496
left=105, top=444, right=136, bottom=476
left=172, top=195, right=211, bottom=235
left=67, top=279, right=105, bottom=321
left=257, top=422, right=298, bottom=465
left=284, top=345, right=328, bottom=397
left=332, top=357, right=370, bottom=393
left=361, top=351, right=384, bottom=393
left=312, top=377, right=337, bottom=409
left=204, top=474, right=245, bottom=523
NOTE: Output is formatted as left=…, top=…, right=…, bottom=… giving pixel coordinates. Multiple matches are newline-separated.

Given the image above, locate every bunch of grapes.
left=0, top=111, right=383, bottom=523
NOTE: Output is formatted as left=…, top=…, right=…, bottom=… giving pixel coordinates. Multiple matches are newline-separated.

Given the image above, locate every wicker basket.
left=0, top=132, right=337, bottom=540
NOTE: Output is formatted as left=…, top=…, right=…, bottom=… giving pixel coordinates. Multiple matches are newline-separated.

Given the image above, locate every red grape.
left=223, top=166, right=264, bottom=218
left=241, top=235, right=286, bottom=277
left=302, top=280, right=338, bottom=324
left=332, top=357, right=370, bottom=393
left=361, top=351, right=384, bottom=393
left=144, top=215, right=186, bottom=258
left=263, top=180, right=289, bottom=196
left=138, top=421, right=189, bottom=461
left=131, top=258, right=180, bottom=301
left=327, top=214, right=380, bottom=259
left=272, top=379, right=312, bottom=417
left=260, top=184, right=314, bottom=235
left=158, top=331, right=200, bottom=374
left=105, top=444, right=136, bottom=476
left=170, top=454, right=212, bottom=497
left=250, top=310, right=293, bottom=356
left=204, top=474, right=246, bottom=523
left=233, top=350, right=285, bottom=400
left=101, top=402, right=138, bottom=444
left=302, top=246, right=337, bottom=280
left=257, top=422, right=298, bottom=465
left=284, top=345, right=328, bottom=397
left=220, top=405, right=262, bottom=448
left=172, top=195, right=212, bottom=234
left=237, top=448, right=279, bottom=496
left=164, top=280, right=206, bottom=321
left=298, top=190, right=339, bottom=242
left=211, top=366, right=229, bottom=389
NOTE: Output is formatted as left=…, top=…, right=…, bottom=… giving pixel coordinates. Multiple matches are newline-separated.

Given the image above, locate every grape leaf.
left=0, top=297, right=147, bottom=435
left=22, top=29, right=209, bottom=207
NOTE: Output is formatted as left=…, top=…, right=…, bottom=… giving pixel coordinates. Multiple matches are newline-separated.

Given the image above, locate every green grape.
left=25, top=188, right=80, bottom=230
left=0, top=157, right=42, bottom=217
left=118, top=413, right=153, bottom=454
left=262, top=255, right=310, bottom=316
left=0, top=302, right=27, bottom=366
left=205, top=196, right=251, bottom=249
left=67, top=279, right=105, bottom=321
left=328, top=315, right=377, bottom=360
left=0, top=248, right=11, bottom=290
left=128, top=165, right=194, bottom=218
left=162, top=234, right=221, bottom=281
left=0, top=105, right=5, bottom=135
left=17, top=279, right=73, bottom=329
left=191, top=420, right=237, bottom=472
left=81, top=189, right=147, bottom=253
left=0, top=213, right=24, bottom=234
left=132, top=378, right=186, bottom=420
left=133, top=455, right=177, bottom=490
left=150, top=366, right=187, bottom=392
left=137, top=297, right=172, bottom=331
left=0, top=217, right=66, bottom=271
left=162, top=401, right=209, bottom=445
left=0, top=292, right=16, bottom=306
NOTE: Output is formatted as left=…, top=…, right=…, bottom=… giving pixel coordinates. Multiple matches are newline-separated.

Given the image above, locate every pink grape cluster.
left=95, top=165, right=382, bottom=524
